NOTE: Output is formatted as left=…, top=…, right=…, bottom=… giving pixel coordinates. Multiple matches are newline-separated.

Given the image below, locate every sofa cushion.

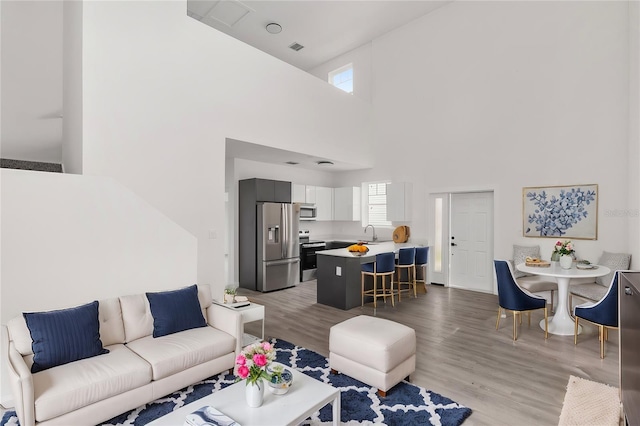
left=98, top=297, right=126, bottom=347
left=125, top=326, right=235, bottom=381
left=596, top=252, right=631, bottom=286
left=146, top=285, right=207, bottom=337
left=32, top=344, right=152, bottom=422
left=513, top=245, right=540, bottom=278
left=23, top=301, right=109, bottom=373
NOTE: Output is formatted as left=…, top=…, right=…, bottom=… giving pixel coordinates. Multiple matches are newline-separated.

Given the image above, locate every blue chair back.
left=376, top=252, right=396, bottom=273
left=494, top=260, right=545, bottom=311
left=362, top=252, right=395, bottom=274
left=397, top=247, right=416, bottom=266
left=575, top=271, right=619, bottom=327
left=415, top=247, right=429, bottom=266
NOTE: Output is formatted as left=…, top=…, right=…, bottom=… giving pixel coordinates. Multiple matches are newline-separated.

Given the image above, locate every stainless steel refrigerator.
left=254, top=202, right=300, bottom=292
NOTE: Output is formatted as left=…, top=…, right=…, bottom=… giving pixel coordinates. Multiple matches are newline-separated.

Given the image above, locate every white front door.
left=449, top=192, right=494, bottom=293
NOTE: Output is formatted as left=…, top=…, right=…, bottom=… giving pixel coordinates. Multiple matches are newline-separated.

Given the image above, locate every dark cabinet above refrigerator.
left=243, top=178, right=291, bottom=203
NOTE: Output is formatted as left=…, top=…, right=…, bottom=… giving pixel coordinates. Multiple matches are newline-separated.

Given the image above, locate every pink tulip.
left=236, top=354, right=246, bottom=366
left=237, top=365, right=249, bottom=379
left=262, top=342, right=272, bottom=351
left=253, top=354, right=267, bottom=367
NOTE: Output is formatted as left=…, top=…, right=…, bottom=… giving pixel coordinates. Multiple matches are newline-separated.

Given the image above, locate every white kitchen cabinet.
left=292, top=184, right=306, bottom=203
left=386, top=182, right=412, bottom=222
left=305, top=186, right=317, bottom=204
left=315, top=186, right=333, bottom=221
left=333, top=187, right=361, bottom=221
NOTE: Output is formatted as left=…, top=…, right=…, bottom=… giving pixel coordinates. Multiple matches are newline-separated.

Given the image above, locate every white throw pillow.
left=596, top=251, right=631, bottom=286
left=512, top=245, right=540, bottom=278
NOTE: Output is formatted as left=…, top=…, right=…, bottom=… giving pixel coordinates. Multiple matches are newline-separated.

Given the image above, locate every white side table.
left=213, top=300, right=265, bottom=346
left=236, top=303, right=265, bottom=346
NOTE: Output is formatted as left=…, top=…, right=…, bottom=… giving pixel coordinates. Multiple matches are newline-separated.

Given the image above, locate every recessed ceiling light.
left=266, top=23, right=282, bottom=34
left=316, top=160, right=334, bottom=166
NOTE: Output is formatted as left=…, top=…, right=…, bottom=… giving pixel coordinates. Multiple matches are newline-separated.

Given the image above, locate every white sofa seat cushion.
left=125, top=326, right=235, bottom=381
left=33, top=344, right=152, bottom=422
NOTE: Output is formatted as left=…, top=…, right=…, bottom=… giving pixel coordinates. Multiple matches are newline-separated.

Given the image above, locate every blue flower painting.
left=523, top=184, right=598, bottom=240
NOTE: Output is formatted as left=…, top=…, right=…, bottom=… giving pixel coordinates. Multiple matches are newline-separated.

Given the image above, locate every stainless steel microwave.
left=299, top=204, right=317, bottom=220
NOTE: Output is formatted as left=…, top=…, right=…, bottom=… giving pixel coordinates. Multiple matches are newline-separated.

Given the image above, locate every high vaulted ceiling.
left=187, top=0, right=451, bottom=71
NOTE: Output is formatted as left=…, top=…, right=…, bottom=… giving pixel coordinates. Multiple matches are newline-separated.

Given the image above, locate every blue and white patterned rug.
left=1, top=338, right=471, bottom=425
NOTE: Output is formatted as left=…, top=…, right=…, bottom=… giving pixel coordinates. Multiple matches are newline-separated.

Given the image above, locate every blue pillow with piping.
left=23, top=301, right=109, bottom=373
left=146, top=285, right=207, bottom=338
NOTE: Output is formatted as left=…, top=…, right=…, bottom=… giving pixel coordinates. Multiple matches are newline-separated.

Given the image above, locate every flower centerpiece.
left=235, top=341, right=276, bottom=407
left=553, top=240, right=575, bottom=269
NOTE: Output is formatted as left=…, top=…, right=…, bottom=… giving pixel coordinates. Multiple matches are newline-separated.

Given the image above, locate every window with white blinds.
left=367, top=182, right=392, bottom=226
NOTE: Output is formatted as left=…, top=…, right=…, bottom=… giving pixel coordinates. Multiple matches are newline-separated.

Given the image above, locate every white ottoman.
left=329, top=315, right=416, bottom=397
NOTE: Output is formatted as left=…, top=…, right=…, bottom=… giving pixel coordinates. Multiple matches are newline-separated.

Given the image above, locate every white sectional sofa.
left=3, top=285, right=242, bottom=426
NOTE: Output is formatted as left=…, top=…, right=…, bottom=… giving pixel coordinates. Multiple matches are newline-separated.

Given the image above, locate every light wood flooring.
left=240, top=281, right=619, bottom=426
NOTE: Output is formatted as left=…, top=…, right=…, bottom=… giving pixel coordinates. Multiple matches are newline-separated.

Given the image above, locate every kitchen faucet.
left=364, top=225, right=378, bottom=242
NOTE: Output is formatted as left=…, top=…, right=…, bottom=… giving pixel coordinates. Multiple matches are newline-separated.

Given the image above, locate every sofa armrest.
left=3, top=325, right=35, bottom=426
left=206, top=304, right=243, bottom=356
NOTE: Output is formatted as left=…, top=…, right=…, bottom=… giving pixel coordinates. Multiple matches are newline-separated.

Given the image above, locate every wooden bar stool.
left=361, top=252, right=397, bottom=308
left=395, top=247, right=417, bottom=301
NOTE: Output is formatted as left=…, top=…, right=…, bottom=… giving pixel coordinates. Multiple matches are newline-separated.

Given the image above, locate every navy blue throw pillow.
left=146, top=285, right=207, bottom=338
left=23, top=301, right=109, bottom=373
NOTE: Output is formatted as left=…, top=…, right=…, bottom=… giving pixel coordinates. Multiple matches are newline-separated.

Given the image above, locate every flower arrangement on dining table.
left=553, top=240, right=575, bottom=257
left=235, top=341, right=276, bottom=385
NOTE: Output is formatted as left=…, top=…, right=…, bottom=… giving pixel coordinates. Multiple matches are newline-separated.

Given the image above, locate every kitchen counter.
left=316, top=242, right=424, bottom=310
left=318, top=241, right=415, bottom=259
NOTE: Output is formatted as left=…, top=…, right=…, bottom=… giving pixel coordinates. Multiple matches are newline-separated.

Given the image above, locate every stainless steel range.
left=299, top=230, right=326, bottom=282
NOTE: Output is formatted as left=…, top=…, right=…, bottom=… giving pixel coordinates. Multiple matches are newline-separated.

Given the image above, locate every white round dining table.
left=516, top=262, right=611, bottom=336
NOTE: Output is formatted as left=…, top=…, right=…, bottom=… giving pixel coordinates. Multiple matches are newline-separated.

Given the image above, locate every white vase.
left=559, top=254, right=573, bottom=269
left=245, top=380, right=264, bottom=408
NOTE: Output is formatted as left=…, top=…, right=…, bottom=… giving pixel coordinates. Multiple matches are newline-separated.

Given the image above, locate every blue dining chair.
left=361, top=252, right=397, bottom=308
left=414, top=246, right=430, bottom=293
left=395, top=247, right=417, bottom=301
left=574, top=271, right=620, bottom=359
left=494, top=260, right=548, bottom=340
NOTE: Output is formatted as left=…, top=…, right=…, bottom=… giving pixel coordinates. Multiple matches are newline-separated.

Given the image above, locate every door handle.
left=451, top=243, right=457, bottom=246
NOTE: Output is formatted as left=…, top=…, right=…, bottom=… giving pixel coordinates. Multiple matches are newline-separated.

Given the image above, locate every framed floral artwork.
left=523, top=184, right=598, bottom=240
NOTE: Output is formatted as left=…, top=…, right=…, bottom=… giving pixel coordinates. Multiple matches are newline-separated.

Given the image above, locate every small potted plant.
left=223, top=286, right=237, bottom=304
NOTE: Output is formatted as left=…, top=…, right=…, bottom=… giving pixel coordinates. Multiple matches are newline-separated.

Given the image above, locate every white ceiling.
left=187, top=0, right=451, bottom=71
left=225, top=139, right=371, bottom=171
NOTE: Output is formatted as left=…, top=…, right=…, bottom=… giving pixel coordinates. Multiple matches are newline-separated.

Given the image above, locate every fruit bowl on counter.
left=347, top=243, right=369, bottom=256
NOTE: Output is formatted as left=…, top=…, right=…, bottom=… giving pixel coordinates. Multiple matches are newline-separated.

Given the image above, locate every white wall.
left=0, top=1, right=63, bottom=163
left=309, top=43, right=373, bottom=104
left=332, top=1, right=633, bottom=265
left=0, top=169, right=198, bottom=403
left=61, top=0, right=83, bottom=174
left=80, top=1, right=372, bottom=298
left=1, top=169, right=198, bottom=321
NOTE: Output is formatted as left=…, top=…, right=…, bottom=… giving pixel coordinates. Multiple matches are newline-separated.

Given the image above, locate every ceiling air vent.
left=285, top=161, right=299, bottom=165
left=289, top=42, right=305, bottom=52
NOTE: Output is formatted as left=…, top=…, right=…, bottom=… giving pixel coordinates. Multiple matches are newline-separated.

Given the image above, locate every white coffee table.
left=147, top=365, right=340, bottom=426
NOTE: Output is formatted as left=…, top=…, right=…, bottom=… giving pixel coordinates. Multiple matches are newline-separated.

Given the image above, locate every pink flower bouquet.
left=553, top=240, right=575, bottom=256
left=235, top=341, right=276, bottom=385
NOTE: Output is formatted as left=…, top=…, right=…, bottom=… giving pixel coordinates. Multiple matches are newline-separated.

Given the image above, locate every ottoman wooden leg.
left=331, top=368, right=338, bottom=375
left=377, top=389, right=387, bottom=397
